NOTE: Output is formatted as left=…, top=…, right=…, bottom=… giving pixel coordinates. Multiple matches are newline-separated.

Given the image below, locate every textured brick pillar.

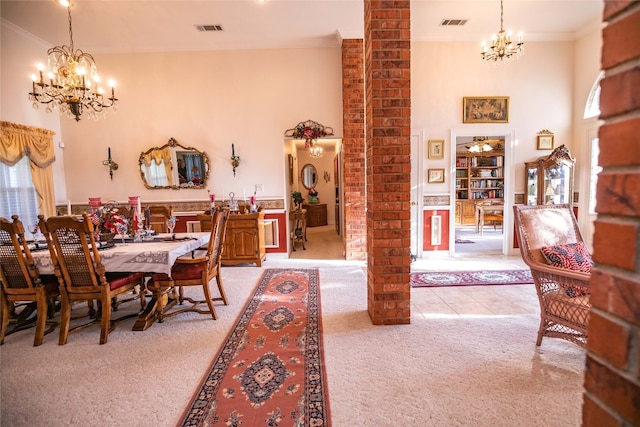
left=342, top=39, right=366, bottom=261
left=364, top=0, right=411, bottom=325
left=582, top=3, right=640, bottom=426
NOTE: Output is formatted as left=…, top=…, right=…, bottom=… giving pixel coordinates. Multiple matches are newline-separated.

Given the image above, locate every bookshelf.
left=455, top=152, right=504, bottom=200
left=455, top=151, right=504, bottom=225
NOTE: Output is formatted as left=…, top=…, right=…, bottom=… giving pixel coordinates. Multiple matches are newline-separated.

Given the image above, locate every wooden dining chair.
left=147, top=207, right=230, bottom=321
left=38, top=214, right=145, bottom=345
left=0, top=215, right=60, bottom=346
left=147, top=205, right=172, bottom=233
left=197, top=213, right=213, bottom=233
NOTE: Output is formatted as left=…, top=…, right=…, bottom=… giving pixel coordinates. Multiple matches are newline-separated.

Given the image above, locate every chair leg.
left=536, top=317, right=545, bottom=346
left=58, top=297, right=71, bottom=345
left=201, top=280, right=217, bottom=320
left=0, top=295, right=11, bottom=345
left=215, top=275, right=228, bottom=306
left=99, top=301, right=111, bottom=345
left=33, top=293, right=48, bottom=346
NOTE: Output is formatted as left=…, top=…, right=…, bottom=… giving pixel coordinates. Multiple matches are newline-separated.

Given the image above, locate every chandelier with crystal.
left=309, top=145, right=323, bottom=158
left=481, top=0, right=524, bottom=62
left=28, top=2, right=118, bottom=121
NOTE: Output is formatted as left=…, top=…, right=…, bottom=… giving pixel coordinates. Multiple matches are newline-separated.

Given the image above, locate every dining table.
left=31, top=232, right=211, bottom=331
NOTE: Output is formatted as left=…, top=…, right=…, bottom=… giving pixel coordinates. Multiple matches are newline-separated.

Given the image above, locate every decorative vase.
left=308, top=195, right=319, bottom=204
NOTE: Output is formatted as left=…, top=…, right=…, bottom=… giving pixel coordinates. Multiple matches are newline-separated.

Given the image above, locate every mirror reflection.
left=301, top=163, right=317, bottom=189
left=139, top=138, right=209, bottom=189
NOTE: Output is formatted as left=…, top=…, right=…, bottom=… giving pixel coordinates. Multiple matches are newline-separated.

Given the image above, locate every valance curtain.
left=142, top=147, right=173, bottom=186
left=0, top=121, right=56, bottom=217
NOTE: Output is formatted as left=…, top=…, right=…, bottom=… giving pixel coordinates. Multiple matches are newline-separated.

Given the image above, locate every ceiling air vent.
left=196, top=25, right=223, bottom=32
left=439, top=19, right=468, bottom=26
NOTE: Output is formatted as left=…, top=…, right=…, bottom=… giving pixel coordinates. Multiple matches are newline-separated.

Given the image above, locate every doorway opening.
left=285, top=139, right=345, bottom=260
left=449, top=129, right=515, bottom=257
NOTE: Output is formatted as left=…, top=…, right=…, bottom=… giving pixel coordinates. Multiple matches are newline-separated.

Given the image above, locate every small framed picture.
left=537, top=134, right=554, bottom=150
left=428, top=168, right=445, bottom=183
left=428, top=139, right=445, bottom=159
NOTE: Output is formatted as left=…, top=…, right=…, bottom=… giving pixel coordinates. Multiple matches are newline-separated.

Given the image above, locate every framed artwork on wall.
left=428, top=168, right=445, bottom=183
left=537, top=130, right=555, bottom=150
left=463, top=96, right=509, bottom=123
left=428, top=139, right=445, bottom=159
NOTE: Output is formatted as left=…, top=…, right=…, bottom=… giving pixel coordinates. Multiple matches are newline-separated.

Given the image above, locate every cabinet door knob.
left=411, top=201, right=417, bottom=206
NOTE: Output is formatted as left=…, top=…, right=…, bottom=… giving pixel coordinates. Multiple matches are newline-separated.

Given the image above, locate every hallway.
left=289, top=224, right=345, bottom=260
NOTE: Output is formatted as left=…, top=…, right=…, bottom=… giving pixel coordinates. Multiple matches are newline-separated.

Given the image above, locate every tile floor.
left=291, top=224, right=538, bottom=321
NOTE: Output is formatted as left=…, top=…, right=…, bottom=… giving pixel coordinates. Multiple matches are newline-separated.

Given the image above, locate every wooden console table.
left=302, top=203, right=327, bottom=227
left=221, top=211, right=266, bottom=266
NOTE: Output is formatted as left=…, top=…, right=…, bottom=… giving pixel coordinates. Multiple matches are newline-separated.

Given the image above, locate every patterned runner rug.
left=178, top=268, right=330, bottom=427
left=411, top=270, right=534, bottom=287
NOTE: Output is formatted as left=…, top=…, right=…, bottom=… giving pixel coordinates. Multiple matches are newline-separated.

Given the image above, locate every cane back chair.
left=148, top=207, right=229, bottom=321
left=39, top=214, right=145, bottom=345
left=513, top=204, right=591, bottom=348
left=0, top=215, right=59, bottom=346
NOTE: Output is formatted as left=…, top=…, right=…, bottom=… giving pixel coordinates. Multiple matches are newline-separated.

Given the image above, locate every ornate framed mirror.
left=139, top=138, right=210, bottom=189
left=301, top=163, right=318, bottom=189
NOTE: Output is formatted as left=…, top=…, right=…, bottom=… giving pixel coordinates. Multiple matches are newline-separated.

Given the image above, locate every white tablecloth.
left=32, top=233, right=210, bottom=276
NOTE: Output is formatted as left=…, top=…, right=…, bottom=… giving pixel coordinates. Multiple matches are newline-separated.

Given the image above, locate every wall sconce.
left=102, top=147, right=118, bottom=180
left=324, top=170, right=330, bottom=183
left=231, top=143, right=240, bottom=177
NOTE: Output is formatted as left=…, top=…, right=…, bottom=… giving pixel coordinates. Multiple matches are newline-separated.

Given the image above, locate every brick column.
left=583, top=3, right=640, bottom=426
left=364, top=0, right=411, bottom=325
left=342, top=39, right=366, bottom=261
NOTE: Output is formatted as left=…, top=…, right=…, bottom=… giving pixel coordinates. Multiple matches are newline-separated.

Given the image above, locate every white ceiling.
left=1, top=1, right=603, bottom=54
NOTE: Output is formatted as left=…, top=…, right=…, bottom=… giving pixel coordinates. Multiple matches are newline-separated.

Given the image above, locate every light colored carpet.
left=0, top=259, right=585, bottom=426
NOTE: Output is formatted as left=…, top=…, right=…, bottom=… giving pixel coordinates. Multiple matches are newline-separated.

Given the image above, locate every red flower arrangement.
left=90, top=204, right=127, bottom=234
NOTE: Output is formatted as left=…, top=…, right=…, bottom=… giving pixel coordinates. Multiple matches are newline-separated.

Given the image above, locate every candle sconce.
left=231, top=155, right=240, bottom=176
left=102, top=148, right=118, bottom=180
left=230, top=143, right=240, bottom=176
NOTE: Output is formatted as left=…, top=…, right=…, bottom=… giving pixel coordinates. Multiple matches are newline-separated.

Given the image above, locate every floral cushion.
left=541, top=242, right=592, bottom=297
left=541, top=242, right=593, bottom=273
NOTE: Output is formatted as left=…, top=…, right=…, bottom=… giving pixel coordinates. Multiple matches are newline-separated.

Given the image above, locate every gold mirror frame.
left=139, top=138, right=210, bottom=190
left=301, top=163, right=318, bottom=190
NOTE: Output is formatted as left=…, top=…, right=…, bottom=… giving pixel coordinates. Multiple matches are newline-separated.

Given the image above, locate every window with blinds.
left=0, top=157, right=39, bottom=226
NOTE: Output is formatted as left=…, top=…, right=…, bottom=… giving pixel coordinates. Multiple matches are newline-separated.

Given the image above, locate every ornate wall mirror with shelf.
left=301, top=163, right=318, bottom=189
left=139, top=138, right=209, bottom=190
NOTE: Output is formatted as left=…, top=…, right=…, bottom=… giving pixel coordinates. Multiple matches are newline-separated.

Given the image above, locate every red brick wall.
left=364, top=0, right=411, bottom=325
left=341, top=39, right=367, bottom=261
left=583, top=3, right=640, bottom=426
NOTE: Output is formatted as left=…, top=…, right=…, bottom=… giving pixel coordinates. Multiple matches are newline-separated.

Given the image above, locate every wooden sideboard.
left=221, top=211, right=266, bottom=267
left=302, top=203, right=327, bottom=227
